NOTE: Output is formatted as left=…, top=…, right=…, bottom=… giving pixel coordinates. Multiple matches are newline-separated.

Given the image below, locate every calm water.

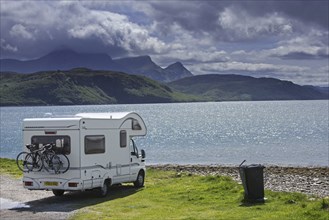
left=1, top=101, right=328, bottom=166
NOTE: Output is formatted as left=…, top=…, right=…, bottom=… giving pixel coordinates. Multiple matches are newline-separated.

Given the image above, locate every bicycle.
left=41, top=143, right=70, bottom=174
left=16, top=144, right=43, bottom=172
left=16, top=143, right=70, bottom=174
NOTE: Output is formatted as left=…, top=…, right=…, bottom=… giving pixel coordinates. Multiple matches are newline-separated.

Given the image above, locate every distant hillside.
left=0, top=69, right=198, bottom=106
left=314, top=86, right=329, bottom=97
left=0, top=49, right=193, bottom=82
left=169, top=74, right=327, bottom=101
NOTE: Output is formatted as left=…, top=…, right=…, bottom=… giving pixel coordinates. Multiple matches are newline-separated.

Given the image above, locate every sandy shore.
left=148, top=164, right=329, bottom=197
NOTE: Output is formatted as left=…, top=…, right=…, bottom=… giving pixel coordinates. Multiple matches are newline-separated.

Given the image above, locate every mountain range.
left=169, top=74, right=328, bottom=101
left=0, top=49, right=327, bottom=106
left=0, top=49, right=193, bottom=82
left=0, top=69, right=327, bottom=106
left=0, top=68, right=198, bottom=106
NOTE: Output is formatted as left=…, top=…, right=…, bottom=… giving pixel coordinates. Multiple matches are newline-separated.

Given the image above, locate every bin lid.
left=240, top=164, right=265, bottom=169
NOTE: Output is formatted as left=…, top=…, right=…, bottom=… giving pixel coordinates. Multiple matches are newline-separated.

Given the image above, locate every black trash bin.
left=239, top=161, right=265, bottom=203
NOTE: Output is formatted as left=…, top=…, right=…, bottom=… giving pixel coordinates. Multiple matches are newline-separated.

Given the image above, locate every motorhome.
left=20, top=112, right=147, bottom=197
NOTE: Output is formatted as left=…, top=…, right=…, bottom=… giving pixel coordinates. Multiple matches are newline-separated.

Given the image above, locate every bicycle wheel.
left=50, top=154, right=70, bottom=174
left=25, top=153, right=43, bottom=172
left=42, top=152, right=56, bottom=173
left=16, top=152, right=29, bottom=172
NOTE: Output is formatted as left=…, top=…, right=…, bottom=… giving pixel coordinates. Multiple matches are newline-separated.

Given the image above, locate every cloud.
left=9, top=24, right=36, bottom=40
left=271, top=36, right=329, bottom=60
left=66, top=9, right=167, bottom=54
left=0, top=39, right=17, bottom=52
left=193, top=61, right=309, bottom=74
left=217, top=7, right=293, bottom=41
left=0, top=1, right=168, bottom=59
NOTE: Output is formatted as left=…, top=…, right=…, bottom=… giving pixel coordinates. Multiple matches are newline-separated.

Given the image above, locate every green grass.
left=72, top=169, right=329, bottom=220
left=0, top=158, right=22, bottom=178
left=1, top=158, right=328, bottom=219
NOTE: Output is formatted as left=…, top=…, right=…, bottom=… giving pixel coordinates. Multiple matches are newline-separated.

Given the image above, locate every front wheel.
left=134, top=170, right=145, bottom=188
left=97, top=181, right=109, bottom=197
left=25, top=153, right=43, bottom=172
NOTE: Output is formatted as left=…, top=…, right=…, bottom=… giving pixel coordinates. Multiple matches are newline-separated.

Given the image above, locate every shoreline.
left=147, top=164, right=329, bottom=198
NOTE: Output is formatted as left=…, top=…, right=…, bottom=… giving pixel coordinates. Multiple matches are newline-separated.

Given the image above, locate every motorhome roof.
left=75, top=112, right=133, bottom=119
left=23, top=112, right=147, bottom=134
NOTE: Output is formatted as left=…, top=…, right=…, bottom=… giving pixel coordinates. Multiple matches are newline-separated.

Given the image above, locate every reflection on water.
left=0, top=100, right=328, bottom=166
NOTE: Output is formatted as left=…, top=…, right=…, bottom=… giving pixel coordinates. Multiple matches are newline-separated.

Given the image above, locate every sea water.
left=1, top=100, right=328, bottom=166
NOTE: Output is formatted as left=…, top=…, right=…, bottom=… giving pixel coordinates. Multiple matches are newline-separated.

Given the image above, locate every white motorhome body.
left=22, top=112, right=147, bottom=196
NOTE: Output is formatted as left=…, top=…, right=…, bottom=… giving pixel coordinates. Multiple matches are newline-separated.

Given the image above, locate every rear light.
left=45, top=130, right=57, bottom=134
left=24, top=181, right=33, bottom=186
left=68, top=182, right=78, bottom=187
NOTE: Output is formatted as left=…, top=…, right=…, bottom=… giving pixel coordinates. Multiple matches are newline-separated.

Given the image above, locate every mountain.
left=0, top=49, right=193, bottom=82
left=169, top=74, right=327, bottom=101
left=0, top=69, right=198, bottom=106
left=0, top=49, right=120, bottom=73
left=164, top=62, right=193, bottom=82
left=114, top=55, right=166, bottom=81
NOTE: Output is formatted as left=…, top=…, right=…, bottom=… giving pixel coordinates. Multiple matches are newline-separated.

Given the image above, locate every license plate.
left=44, top=181, right=58, bottom=186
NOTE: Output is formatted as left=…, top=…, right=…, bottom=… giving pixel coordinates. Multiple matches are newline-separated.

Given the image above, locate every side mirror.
left=141, top=149, right=146, bottom=159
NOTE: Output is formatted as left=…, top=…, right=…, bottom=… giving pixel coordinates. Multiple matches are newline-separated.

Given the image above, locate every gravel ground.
left=0, top=174, right=76, bottom=220
left=1, top=165, right=328, bottom=219
left=0, top=174, right=107, bottom=220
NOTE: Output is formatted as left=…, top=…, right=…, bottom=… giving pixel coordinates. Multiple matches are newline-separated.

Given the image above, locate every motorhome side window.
left=31, top=136, right=71, bottom=155
left=120, top=130, right=127, bottom=148
left=85, top=135, right=105, bottom=154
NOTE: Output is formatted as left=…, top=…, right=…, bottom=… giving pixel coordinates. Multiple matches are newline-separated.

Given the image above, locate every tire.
left=25, top=153, right=43, bottom=172
left=16, top=152, right=29, bottom=172
left=134, top=170, right=145, bottom=188
left=52, top=189, right=65, bottom=196
left=54, top=154, right=70, bottom=174
left=97, top=181, right=109, bottom=197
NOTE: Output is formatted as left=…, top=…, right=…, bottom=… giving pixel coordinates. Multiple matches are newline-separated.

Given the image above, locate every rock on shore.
left=148, top=164, right=329, bottom=198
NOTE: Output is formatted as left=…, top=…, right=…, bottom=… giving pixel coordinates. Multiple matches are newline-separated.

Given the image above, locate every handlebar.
left=26, top=143, right=55, bottom=152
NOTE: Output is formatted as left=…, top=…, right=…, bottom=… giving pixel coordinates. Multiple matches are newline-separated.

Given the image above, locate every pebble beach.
left=148, top=164, right=329, bottom=198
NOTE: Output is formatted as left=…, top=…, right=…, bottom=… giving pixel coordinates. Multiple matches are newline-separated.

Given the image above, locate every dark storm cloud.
left=0, top=1, right=168, bottom=59
left=148, top=1, right=328, bottom=41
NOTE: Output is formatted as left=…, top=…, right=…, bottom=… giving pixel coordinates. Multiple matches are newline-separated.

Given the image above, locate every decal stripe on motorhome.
left=69, top=163, right=140, bottom=170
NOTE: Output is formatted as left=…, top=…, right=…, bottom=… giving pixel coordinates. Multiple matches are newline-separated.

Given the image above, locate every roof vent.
left=44, top=113, right=53, bottom=117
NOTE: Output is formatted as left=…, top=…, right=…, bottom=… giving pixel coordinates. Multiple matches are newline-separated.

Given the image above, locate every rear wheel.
left=52, top=189, right=65, bottom=196
left=16, top=152, right=29, bottom=172
left=134, top=170, right=145, bottom=188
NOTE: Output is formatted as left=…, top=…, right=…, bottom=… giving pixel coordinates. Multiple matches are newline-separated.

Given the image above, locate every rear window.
left=31, top=136, right=71, bottom=155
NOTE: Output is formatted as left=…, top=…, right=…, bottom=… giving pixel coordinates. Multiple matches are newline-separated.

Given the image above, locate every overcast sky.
left=1, top=0, right=328, bottom=85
